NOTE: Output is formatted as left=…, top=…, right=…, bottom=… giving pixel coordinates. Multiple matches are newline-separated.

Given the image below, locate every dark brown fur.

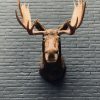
left=39, top=38, right=66, bottom=83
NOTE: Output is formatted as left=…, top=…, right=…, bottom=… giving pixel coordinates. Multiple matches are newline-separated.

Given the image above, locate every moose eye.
left=55, top=51, right=58, bottom=53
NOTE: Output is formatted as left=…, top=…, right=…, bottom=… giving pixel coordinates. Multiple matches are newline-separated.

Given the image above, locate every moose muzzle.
left=44, top=33, right=59, bottom=63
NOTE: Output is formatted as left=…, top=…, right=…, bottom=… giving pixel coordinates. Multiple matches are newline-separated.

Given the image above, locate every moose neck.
left=40, top=37, right=66, bottom=82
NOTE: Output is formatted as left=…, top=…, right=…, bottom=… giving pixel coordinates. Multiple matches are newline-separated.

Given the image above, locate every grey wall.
left=0, top=0, right=100, bottom=100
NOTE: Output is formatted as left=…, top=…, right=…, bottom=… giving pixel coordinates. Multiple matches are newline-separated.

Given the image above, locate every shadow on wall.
left=35, top=69, right=71, bottom=100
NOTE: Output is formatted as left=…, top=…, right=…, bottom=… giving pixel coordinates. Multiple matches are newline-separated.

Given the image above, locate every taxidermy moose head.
left=16, top=0, right=86, bottom=82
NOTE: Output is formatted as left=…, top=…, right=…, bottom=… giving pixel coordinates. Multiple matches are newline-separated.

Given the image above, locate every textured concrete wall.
left=0, top=0, right=100, bottom=100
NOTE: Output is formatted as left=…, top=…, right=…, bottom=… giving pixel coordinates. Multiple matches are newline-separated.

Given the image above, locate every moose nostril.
left=48, top=54, right=54, bottom=60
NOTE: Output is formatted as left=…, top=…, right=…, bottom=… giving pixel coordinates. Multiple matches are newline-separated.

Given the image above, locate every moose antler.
left=59, top=0, right=86, bottom=35
left=15, top=0, right=46, bottom=35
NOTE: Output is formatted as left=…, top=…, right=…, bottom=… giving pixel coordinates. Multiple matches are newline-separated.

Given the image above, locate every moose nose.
left=48, top=53, right=55, bottom=61
left=45, top=51, right=58, bottom=62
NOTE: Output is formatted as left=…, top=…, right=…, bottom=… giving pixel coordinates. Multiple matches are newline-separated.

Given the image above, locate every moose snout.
left=45, top=49, right=59, bottom=63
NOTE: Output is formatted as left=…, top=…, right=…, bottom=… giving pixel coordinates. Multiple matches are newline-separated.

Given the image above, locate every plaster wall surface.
left=0, top=0, right=100, bottom=100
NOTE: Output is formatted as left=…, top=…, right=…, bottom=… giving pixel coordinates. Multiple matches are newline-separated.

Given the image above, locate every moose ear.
left=34, top=20, right=46, bottom=31
left=58, top=20, right=70, bottom=30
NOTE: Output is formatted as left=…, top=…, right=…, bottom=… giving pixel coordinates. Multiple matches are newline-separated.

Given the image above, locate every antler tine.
left=17, top=0, right=23, bottom=17
left=16, top=0, right=45, bottom=35
left=15, top=10, right=26, bottom=29
left=59, top=0, right=86, bottom=35
left=73, top=0, right=76, bottom=7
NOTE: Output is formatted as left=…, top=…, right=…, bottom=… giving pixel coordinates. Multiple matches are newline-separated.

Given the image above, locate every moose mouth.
left=45, top=53, right=58, bottom=63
